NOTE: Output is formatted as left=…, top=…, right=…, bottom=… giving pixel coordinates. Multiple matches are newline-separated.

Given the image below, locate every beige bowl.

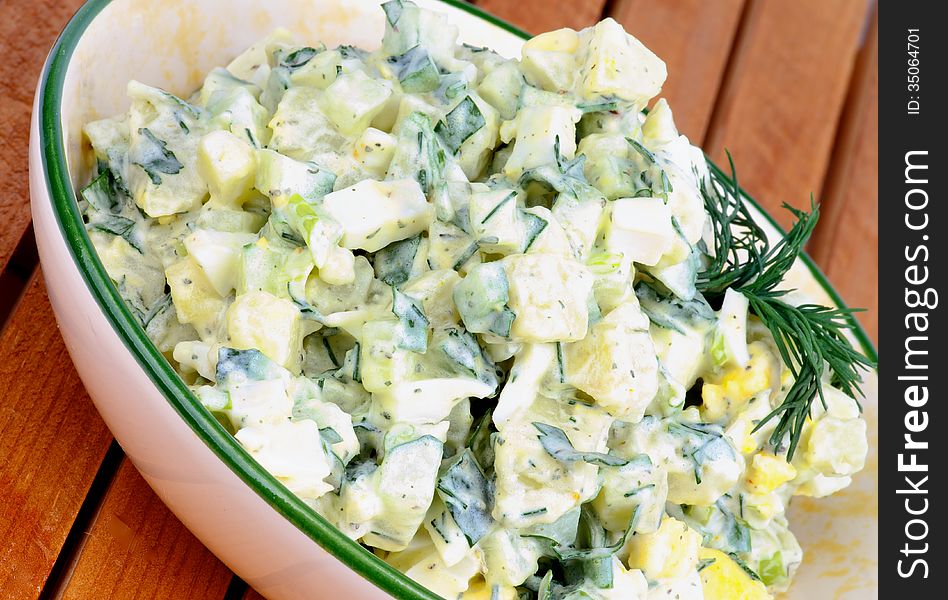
left=29, top=0, right=878, bottom=597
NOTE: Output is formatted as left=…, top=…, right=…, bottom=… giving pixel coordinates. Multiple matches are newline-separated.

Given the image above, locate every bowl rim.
left=36, top=1, right=877, bottom=598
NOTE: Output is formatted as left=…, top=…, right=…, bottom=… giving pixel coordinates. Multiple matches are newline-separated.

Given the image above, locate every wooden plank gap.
left=701, top=0, right=759, bottom=156
left=37, top=441, right=125, bottom=600
left=600, top=0, right=620, bottom=21
left=224, top=575, right=250, bottom=600
left=812, top=2, right=878, bottom=257
left=702, top=0, right=866, bottom=229
left=0, top=273, right=114, bottom=598
left=0, top=223, right=39, bottom=334
left=58, top=459, right=234, bottom=599
left=808, top=4, right=878, bottom=341
left=242, top=587, right=267, bottom=600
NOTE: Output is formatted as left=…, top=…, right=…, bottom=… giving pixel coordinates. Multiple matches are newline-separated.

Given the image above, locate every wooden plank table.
left=0, top=0, right=878, bottom=597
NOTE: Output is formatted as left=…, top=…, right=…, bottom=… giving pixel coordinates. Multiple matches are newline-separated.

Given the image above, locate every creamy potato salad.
left=80, top=2, right=869, bottom=598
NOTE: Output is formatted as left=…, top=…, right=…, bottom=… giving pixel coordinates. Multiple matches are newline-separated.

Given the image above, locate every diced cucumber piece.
left=477, top=60, right=523, bottom=120
left=520, top=28, right=581, bottom=93
left=437, top=449, right=494, bottom=545
left=363, top=434, right=444, bottom=551
left=453, top=262, right=515, bottom=338
left=392, top=287, right=430, bottom=353
left=374, top=235, right=424, bottom=287
left=387, top=45, right=440, bottom=93
left=255, top=148, right=336, bottom=203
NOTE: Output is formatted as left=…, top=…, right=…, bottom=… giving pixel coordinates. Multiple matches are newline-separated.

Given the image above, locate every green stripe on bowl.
left=36, top=2, right=875, bottom=600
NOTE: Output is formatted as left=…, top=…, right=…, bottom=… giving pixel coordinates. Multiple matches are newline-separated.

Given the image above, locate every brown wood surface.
left=60, top=460, right=233, bottom=599
left=609, top=0, right=746, bottom=143
left=474, top=0, right=607, bottom=33
left=703, top=0, right=868, bottom=228
left=0, top=0, right=879, bottom=598
left=0, top=0, right=87, bottom=275
left=810, top=8, right=879, bottom=341
left=0, top=275, right=113, bottom=598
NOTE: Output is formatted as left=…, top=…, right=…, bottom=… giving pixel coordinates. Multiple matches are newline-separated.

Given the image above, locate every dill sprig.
left=697, top=152, right=770, bottom=294
left=697, top=154, right=876, bottom=459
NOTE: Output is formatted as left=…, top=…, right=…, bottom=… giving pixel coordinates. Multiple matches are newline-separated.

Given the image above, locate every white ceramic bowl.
left=29, top=1, right=878, bottom=597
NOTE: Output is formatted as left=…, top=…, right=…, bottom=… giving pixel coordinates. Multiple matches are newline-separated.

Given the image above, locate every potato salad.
left=79, top=2, right=870, bottom=598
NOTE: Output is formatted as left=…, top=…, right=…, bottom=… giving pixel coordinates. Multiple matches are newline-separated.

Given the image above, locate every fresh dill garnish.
left=697, top=153, right=876, bottom=459
left=696, top=153, right=770, bottom=294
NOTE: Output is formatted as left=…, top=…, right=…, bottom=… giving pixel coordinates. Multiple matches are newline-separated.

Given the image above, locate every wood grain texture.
left=0, top=0, right=87, bottom=274
left=0, top=274, right=113, bottom=598
left=810, top=8, right=878, bottom=342
left=474, top=0, right=607, bottom=33
left=704, top=0, right=868, bottom=229
left=609, top=0, right=746, bottom=143
left=60, top=459, right=233, bottom=599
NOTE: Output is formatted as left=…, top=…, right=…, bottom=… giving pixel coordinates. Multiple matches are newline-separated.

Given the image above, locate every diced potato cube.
left=319, top=70, right=393, bottom=136
left=477, top=61, right=523, bottom=120
left=321, top=178, right=434, bottom=252
left=363, top=435, right=445, bottom=551
left=401, top=270, right=462, bottom=329
left=578, top=134, right=637, bottom=200
left=172, top=341, right=216, bottom=381
left=183, top=229, right=257, bottom=297
left=477, top=529, right=545, bottom=588
left=469, top=188, right=523, bottom=255
left=578, top=18, right=666, bottom=108
left=402, top=548, right=481, bottom=599
left=226, top=28, right=296, bottom=88
left=227, top=379, right=293, bottom=429
left=288, top=49, right=346, bottom=90
left=493, top=395, right=612, bottom=529
left=642, top=98, right=679, bottom=146
left=457, top=94, right=501, bottom=180
left=591, top=457, right=667, bottom=534
left=622, top=516, right=700, bottom=581
left=268, top=87, right=348, bottom=160
left=605, top=197, right=676, bottom=266
left=520, top=28, right=581, bottom=92
left=504, top=254, right=593, bottom=343
left=226, top=290, right=303, bottom=372
left=804, top=417, right=868, bottom=476
left=235, top=420, right=333, bottom=500
left=461, top=578, right=518, bottom=600
left=165, top=257, right=227, bottom=341
left=196, top=131, right=257, bottom=209
left=352, top=127, right=397, bottom=178
left=503, top=105, right=581, bottom=178
left=564, top=300, right=658, bottom=421
left=667, top=440, right=744, bottom=506
left=126, top=82, right=208, bottom=217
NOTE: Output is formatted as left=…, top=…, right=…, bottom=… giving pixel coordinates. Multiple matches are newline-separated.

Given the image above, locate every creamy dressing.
left=79, top=2, right=868, bottom=598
